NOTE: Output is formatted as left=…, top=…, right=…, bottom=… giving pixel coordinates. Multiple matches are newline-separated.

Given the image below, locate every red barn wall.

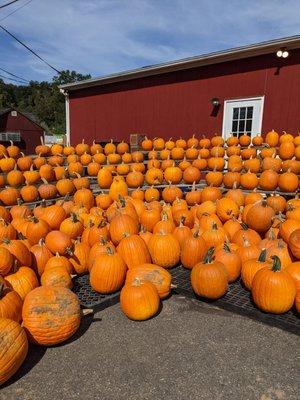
left=0, top=111, right=43, bottom=154
left=69, top=49, right=300, bottom=144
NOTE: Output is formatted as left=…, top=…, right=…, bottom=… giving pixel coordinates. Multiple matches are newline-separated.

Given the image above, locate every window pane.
left=233, top=108, right=239, bottom=119
left=240, top=107, right=246, bottom=119
left=232, top=120, right=238, bottom=132
left=238, top=120, right=245, bottom=132
left=247, top=107, right=253, bottom=118
left=246, top=119, right=252, bottom=132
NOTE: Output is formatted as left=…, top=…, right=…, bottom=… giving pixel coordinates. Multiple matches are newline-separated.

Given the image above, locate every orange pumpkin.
left=117, top=233, right=151, bottom=269
left=0, top=277, right=23, bottom=322
left=0, top=318, right=28, bottom=386
left=22, top=286, right=82, bottom=345
left=191, top=247, right=228, bottom=299
left=120, top=279, right=160, bottom=321
left=148, top=231, right=180, bottom=268
left=90, top=246, right=127, bottom=293
left=252, top=255, right=296, bottom=314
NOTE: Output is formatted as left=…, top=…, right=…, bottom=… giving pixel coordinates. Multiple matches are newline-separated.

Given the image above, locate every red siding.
left=69, top=50, right=300, bottom=144
left=0, top=111, right=44, bottom=154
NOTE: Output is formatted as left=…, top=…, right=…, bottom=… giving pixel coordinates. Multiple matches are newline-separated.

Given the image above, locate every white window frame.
left=0, top=131, right=21, bottom=142
left=222, top=96, right=265, bottom=139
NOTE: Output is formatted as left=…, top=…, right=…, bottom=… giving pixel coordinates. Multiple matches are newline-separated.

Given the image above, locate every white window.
left=11, top=111, right=17, bottom=117
left=0, top=132, right=21, bottom=142
left=222, top=97, right=264, bottom=139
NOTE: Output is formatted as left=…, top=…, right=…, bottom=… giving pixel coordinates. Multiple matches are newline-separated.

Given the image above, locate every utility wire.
left=0, top=0, right=34, bottom=22
left=0, top=0, right=20, bottom=9
left=0, top=73, right=27, bottom=84
left=0, top=66, right=29, bottom=82
left=0, top=24, right=62, bottom=74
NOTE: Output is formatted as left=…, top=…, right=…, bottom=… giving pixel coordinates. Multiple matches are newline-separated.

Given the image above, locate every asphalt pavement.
left=1, top=295, right=299, bottom=400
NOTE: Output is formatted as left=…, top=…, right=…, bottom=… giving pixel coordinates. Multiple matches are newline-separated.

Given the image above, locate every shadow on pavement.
left=2, top=313, right=101, bottom=388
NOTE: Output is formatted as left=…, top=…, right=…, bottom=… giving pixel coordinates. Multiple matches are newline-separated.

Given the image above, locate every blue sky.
left=0, top=0, right=299, bottom=84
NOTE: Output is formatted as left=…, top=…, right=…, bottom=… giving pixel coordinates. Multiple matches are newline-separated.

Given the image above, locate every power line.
left=0, top=0, right=34, bottom=22
left=0, top=73, right=27, bottom=84
left=0, top=66, right=29, bottom=82
left=0, top=0, right=20, bottom=9
left=0, top=23, right=62, bottom=74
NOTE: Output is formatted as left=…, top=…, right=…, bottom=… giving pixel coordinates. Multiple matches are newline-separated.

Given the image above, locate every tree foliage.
left=0, top=70, right=91, bottom=135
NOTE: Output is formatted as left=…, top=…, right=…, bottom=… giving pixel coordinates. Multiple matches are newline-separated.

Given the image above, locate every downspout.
left=60, top=89, right=70, bottom=145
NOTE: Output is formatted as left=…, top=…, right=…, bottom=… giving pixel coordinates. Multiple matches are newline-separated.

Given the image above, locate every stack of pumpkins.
left=1, top=129, right=300, bottom=208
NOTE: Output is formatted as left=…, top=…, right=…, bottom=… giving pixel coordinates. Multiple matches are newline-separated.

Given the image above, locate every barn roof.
left=0, top=108, right=45, bottom=131
left=60, top=35, right=300, bottom=92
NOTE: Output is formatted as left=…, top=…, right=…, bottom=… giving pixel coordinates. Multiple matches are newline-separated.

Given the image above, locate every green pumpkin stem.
left=271, top=255, right=281, bottom=272
left=223, top=242, right=231, bottom=253
left=203, top=247, right=215, bottom=264
left=258, top=248, right=267, bottom=262
left=118, top=195, right=126, bottom=207
left=240, top=222, right=249, bottom=230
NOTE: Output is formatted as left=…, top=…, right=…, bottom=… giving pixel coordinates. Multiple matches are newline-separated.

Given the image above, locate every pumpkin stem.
left=106, top=246, right=114, bottom=255
left=258, top=248, right=267, bottom=262
left=118, top=194, right=126, bottom=208
left=203, top=247, right=215, bottom=264
left=179, top=216, right=186, bottom=227
left=70, top=212, right=79, bottom=223
left=161, top=211, right=168, bottom=221
left=2, top=238, right=10, bottom=245
left=192, top=228, right=200, bottom=238
left=0, top=282, right=4, bottom=299
left=240, top=222, right=249, bottom=230
left=132, top=277, right=142, bottom=286
left=223, top=242, right=231, bottom=253
left=270, top=255, right=281, bottom=272
left=211, top=222, right=218, bottom=230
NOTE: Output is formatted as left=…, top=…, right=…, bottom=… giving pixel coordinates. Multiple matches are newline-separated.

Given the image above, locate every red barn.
left=0, top=108, right=45, bottom=154
left=60, top=36, right=300, bottom=145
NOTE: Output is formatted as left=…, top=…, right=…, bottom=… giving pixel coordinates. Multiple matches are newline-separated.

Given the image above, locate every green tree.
left=0, top=70, right=91, bottom=135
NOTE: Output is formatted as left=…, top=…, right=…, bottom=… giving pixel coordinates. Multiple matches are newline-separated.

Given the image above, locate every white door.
left=222, top=97, right=264, bottom=140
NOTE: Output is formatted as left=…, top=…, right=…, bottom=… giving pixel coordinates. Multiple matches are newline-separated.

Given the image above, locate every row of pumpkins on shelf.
left=1, top=165, right=299, bottom=210
left=1, top=129, right=295, bottom=161
left=1, top=186, right=300, bottom=385
left=2, top=135, right=300, bottom=173
left=1, top=153, right=300, bottom=206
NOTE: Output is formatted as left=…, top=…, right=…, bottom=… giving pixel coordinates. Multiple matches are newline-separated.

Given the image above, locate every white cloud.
left=0, top=0, right=299, bottom=82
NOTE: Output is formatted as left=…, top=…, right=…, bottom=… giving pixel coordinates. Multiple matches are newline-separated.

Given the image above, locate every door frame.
left=222, top=96, right=265, bottom=139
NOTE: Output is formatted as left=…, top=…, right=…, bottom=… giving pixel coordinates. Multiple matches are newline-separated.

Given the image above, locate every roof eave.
left=59, top=35, right=300, bottom=92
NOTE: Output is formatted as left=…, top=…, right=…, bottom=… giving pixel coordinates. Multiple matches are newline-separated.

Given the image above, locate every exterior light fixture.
left=276, top=48, right=289, bottom=58
left=211, top=97, right=220, bottom=107
left=282, top=50, right=289, bottom=58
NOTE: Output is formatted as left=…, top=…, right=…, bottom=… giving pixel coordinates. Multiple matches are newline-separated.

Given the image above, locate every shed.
left=0, top=108, right=45, bottom=154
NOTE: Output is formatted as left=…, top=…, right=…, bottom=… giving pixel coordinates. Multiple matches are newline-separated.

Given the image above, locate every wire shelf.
left=170, top=266, right=300, bottom=335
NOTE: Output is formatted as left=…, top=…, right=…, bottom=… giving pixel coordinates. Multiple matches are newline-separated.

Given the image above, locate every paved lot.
left=1, top=295, right=299, bottom=400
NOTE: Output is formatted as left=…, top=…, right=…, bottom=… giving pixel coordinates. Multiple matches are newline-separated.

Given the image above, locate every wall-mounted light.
left=211, top=97, right=220, bottom=107
left=276, top=48, right=289, bottom=58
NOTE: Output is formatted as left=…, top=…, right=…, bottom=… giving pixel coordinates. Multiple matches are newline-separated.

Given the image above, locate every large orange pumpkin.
left=181, top=230, right=207, bottom=270
left=125, top=264, right=172, bottom=299
left=120, top=279, right=160, bottom=321
left=241, top=248, right=269, bottom=290
left=0, top=277, right=23, bottom=322
left=252, top=255, right=296, bottom=314
left=190, top=248, right=228, bottom=299
left=90, top=246, right=127, bottom=293
left=148, top=231, right=180, bottom=268
left=0, top=318, right=28, bottom=386
left=117, top=233, right=151, bottom=269
left=22, top=286, right=82, bottom=345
